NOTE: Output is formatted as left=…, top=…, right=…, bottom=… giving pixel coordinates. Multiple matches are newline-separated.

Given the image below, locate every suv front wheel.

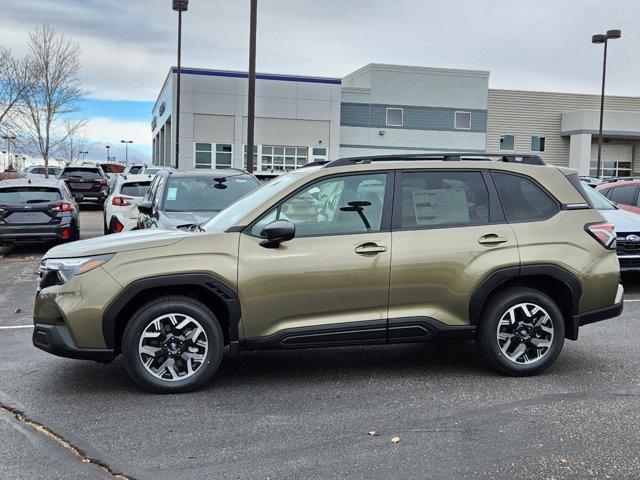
left=476, top=287, right=565, bottom=376
left=122, top=295, right=224, bottom=393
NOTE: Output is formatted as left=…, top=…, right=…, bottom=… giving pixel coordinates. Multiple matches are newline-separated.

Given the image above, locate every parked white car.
left=103, top=174, right=153, bottom=234
left=23, top=165, right=63, bottom=178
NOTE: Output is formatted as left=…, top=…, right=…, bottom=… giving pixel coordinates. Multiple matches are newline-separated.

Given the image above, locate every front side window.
left=492, top=172, right=558, bottom=222
left=251, top=173, right=388, bottom=237
left=398, top=171, right=490, bottom=229
left=531, top=136, right=545, bottom=152
left=454, top=111, right=471, bottom=130
left=386, top=108, right=403, bottom=127
left=195, top=143, right=212, bottom=169
left=608, top=185, right=638, bottom=206
left=499, top=134, right=515, bottom=151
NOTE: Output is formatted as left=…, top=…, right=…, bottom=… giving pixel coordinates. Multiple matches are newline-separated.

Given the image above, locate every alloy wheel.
left=496, top=302, right=554, bottom=365
left=138, top=313, right=208, bottom=381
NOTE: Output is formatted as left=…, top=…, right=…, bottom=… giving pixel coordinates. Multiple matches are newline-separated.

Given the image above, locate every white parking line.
left=0, top=325, right=33, bottom=330
left=625, top=299, right=640, bottom=302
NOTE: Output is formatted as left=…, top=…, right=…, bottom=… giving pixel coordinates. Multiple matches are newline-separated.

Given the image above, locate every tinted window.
left=0, top=187, right=61, bottom=204
left=608, top=185, right=638, bottom=206
left=120, top=181, right=151, bottom=197
left=61, top=168, right=102, bottom=180
left=163, top=175, right=259, bottom=212
left=129, top=166, right=144, bottom=174
left=493, top=172, right=558, bottom=222
left=399, top=171, right=489, bottom=228
left=251, top=173, right=387, bottom=237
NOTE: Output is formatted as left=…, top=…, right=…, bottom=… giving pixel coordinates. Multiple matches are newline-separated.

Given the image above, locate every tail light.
left=113, top=218, right=125, bottom=232
left=585, top=222, right=616, bottom=249
left=112, top=196, right=134, bottom=206
left=96, top=178, right=108, bottom=186
left=52, top=201, right=74, bottom=212
left=61, top=228, right=70, bottom=239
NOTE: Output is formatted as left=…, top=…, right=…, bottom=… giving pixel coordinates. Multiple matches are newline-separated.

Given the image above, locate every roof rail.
left=299, top=160, right=330, bottom=168
left=603, top=176, right=640, bottom=184
left=324, top=152, right=546, bottom=168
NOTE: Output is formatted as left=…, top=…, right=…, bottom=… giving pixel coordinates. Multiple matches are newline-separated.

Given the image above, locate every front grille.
left=619, top=257, right=640, bottom=268
left=616, top=233, right=640, bottom=255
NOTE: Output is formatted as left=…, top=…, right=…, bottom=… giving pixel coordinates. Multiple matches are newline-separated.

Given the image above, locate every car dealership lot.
left=1, top=210, right=640, bottom=479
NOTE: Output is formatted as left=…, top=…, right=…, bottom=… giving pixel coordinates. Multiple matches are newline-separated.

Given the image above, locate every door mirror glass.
left=137, top=200, right=153, bottom=215
left=260, top=220, right=295, bottom=248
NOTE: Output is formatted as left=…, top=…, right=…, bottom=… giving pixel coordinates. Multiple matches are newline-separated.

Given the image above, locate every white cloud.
left=85, top=117, right=150, bottom=147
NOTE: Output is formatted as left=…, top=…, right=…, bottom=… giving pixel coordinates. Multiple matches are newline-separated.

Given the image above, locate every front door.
left=238, top=171, right=393, bottom=347
left=388, top=169, right=519, bottom=335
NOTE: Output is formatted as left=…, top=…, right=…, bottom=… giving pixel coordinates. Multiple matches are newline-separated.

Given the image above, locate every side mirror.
left=138, top=200, right=153, bottom=215
left=260, top=220, right=295, bottom=249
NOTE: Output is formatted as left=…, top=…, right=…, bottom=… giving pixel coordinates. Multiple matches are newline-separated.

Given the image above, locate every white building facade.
left=151, top=68, right=341, bottom=173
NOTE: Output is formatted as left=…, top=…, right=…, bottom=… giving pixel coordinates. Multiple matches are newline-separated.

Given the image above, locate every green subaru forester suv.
left=33, top=153, right=623, bottom=393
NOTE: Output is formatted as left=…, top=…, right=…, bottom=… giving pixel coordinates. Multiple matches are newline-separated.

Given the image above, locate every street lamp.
left=105, top=144, right=110, bottom=162
left=592, top=29, right=622, bottom=178
left=246, top=0, right=258, bottom=174
left=79, top=150, right=88, bottom=162
left=2, top=135, right=16, bottom=170
left=172, top=0, right=189, bottom=169
left=121, top=140, right=133, bottom=166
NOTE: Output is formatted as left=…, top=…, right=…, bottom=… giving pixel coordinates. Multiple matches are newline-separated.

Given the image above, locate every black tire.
left=103, top=214, right=109, bottom=235
left=122, top=295, right=224, bottom=393
left=476, top=287, right=565, bottom=376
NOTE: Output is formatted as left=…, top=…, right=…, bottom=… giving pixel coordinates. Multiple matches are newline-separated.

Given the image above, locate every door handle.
left=355, top=242, right=387, bottom=255
left=478, top=234, right=508, bottom=245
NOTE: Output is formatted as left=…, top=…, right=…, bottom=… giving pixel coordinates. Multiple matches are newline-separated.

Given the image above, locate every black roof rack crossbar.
left=324, top=152, right=545, bottom=168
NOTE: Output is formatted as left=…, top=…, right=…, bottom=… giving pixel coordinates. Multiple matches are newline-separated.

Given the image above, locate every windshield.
left=580, top=182, right=616, bottom=210
left=204, top=172, right=304, bottom=231
left=0, top=187, right=61, bottom=204
left=61, top=168, right=102, bottom=180
left=163, top=174, right=260, bottom=212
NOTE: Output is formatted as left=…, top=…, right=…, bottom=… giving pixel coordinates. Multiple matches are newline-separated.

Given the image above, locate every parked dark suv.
left=0, top=178, right=79, bottom=244
left=137, top=169, right=260, bottom=230
left=59, top=165, right=109, bottom=206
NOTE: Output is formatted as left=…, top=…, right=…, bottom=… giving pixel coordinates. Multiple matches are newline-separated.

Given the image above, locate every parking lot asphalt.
left=1, top=209, right=640, bottom=479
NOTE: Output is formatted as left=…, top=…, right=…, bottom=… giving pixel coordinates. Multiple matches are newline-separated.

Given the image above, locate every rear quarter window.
left=492, top=172, right=559, bottom=222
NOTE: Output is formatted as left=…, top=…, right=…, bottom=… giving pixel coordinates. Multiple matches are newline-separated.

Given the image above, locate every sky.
left=2, top=0, right=640, bottom=163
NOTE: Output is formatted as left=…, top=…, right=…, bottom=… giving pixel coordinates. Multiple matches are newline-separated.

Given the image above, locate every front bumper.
left=33, top=324, right=115, bottom=362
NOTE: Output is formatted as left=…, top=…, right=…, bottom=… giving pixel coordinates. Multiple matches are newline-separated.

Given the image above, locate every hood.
left=160, top=211, right=218, bottom=229
left=44, top=228, right=189, bottom=259
left=599, top=208, right=640, bottom=234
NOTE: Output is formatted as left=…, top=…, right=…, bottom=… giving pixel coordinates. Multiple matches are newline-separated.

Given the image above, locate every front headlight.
left=40, top=254, right=114, bottom=285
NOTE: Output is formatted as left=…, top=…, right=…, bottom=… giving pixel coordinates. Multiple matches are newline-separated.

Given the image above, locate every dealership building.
left=152, top=63, right=640, bottom=177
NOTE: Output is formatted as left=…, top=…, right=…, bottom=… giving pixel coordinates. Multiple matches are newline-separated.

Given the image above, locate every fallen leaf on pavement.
left=367, top=429, right=377, bottom=436
left=14, top=308, right=21, bottom=313
left=559, top=458, right=568, bottom=464
left=391, top=436, right=400, bottom=444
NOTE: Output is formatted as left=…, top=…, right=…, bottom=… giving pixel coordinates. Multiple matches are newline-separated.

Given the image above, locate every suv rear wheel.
left=476, top=287, right=565, bottom=376
left=122, top=295, right=223, bottom=393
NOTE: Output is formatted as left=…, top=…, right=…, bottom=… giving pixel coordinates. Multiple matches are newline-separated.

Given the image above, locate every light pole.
left=592, top=29, right=621, bottom=178
left=121, top=139, right=133, bottom=166
left=79, top=150, right=88, bottom=162
left=246, top=0, right=258, bottom=173
left=172, top=0, right=189, bottom=170
left=105, top=145, right=110, bottom=162
left=1, top=151, right=5, bottom=172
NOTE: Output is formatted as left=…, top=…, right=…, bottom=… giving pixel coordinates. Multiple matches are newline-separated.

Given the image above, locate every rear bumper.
left=576, top=283, right=624, bottom=327
left=71, top=191, right=107, bottom=203
left=33, top=324, right=115, bottom=362
left=0, top=221, right=76, bottom=244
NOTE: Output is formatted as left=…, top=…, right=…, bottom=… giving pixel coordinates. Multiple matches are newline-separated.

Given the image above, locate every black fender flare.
left=469, top=264, right=582, bottom=338
left=101, top=273, right=241, bottom=350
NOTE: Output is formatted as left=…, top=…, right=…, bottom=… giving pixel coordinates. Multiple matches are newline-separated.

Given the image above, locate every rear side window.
left=120, top=181, right=151, bottom=197
left=398, top=171, right=490, bottom=228
left=61, top=168, right=102, bottom=180
left=608, top=185, right=638, bottom=206
left=0, top=187, right=62, bottom=204
left=492, top=172, right=558, bottom=222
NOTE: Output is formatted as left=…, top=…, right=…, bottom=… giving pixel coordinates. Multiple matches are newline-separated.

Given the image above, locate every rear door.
left=388, top=169, right=519, bottom=335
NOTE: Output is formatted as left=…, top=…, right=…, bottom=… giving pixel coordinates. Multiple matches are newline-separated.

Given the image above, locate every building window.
left=243, top=145, right=258, bottom=171
left=499, top=134, right=515, bottom=151
left=261, top=145, right=308, bottom=172
left=312, top=147, right=327, bottom=162
left=386, top=108, right=403, bottom=127
left=215, top=144, right=232, bottom=169
left=454, top=111, right=471, bottom=130
left=195, top=143, right=212, bottom=169
left=531, top=136, right=545, bottom=152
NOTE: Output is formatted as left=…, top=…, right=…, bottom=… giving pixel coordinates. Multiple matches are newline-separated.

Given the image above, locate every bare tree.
left=58, top=118, right=88, bottom=165
left=0, top=46, right=32, bottom=125
left=13, top=24, right=86, bottom=177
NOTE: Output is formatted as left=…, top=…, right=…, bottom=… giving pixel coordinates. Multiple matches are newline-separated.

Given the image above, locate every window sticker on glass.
left=167, top=187, right=178, bottom=201
left=413, top=188, right=470, bottom=226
